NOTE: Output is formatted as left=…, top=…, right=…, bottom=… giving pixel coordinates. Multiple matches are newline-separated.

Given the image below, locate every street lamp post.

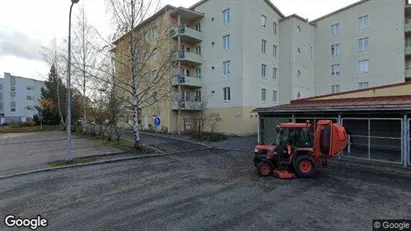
left=66, top=0, right=80, bottom=162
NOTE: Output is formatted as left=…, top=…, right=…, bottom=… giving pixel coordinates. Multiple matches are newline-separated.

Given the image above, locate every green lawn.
left=0, top=125, right=61, bottom=133
left=49, top=157, right=98, bottom=167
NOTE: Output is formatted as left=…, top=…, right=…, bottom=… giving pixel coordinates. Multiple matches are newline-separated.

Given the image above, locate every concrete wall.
left=313, top=0, right=406, bottom=96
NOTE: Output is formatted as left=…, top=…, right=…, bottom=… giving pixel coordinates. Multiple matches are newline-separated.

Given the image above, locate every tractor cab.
left=254, top=120, right=348, bottom=179
left=274, top=122, right=312, bottom=153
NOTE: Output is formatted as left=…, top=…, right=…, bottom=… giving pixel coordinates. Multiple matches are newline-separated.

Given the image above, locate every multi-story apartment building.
left=113, top=0, right=410, bottom=135
left=0, top=72, right=45, bottom=124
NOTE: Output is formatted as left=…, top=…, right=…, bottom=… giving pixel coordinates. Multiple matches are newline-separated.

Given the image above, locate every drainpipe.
left=338, top=114, right=342, bottom=159
left=404, top=114, right=408, bottom=167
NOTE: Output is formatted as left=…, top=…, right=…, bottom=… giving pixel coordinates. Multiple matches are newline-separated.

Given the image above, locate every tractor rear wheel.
left=257, top=161, right=272, bottom=176
left=293, top=155, right=317, bottom=178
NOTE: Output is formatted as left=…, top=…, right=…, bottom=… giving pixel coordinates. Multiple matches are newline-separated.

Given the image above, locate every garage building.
left=253, top=82, right=411, bottom=167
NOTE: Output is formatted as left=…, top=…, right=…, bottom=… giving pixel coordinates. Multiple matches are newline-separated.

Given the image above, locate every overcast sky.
left=0, top=0, right=358, bottom=81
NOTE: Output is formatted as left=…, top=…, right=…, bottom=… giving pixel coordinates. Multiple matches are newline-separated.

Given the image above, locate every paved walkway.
left=0, top=131, right=124, bottom=176
left=139, top=131, right=257, bottom=152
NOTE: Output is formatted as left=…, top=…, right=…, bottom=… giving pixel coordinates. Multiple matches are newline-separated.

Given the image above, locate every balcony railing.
left=172, top=100, right=203, bottom=110
left=406, top=46, right=411, bottom=56
left=173, top=51, right=202, bottom=65
left=171, top=75, right=201, bottom=88
left=169, top=26, right=202, bottom=42
left=406, top=69, right=411, bottom=80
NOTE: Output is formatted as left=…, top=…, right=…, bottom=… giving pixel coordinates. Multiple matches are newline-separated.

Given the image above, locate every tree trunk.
left=56, top=79, right=65, bottom=129
left=133, top=93, right=141, bottom=148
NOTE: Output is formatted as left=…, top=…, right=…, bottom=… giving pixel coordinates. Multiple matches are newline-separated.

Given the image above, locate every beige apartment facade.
left=113, top=0, right=411, bottom=135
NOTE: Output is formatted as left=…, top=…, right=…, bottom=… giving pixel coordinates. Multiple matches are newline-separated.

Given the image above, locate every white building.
left=0, top=72, right=45, bottom=124
left=114, top=0, right=411, bottom=135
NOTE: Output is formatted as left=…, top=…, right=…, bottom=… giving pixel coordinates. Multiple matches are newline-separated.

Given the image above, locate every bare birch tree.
left=71, top=5, right=99, bottom=132
left=84, top=0, right=176, bottom=148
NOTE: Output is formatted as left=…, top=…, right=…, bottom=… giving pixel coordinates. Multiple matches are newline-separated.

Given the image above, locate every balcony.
left=171, top=74, right=202, bottom=88
left=173, top=51, right=202, bottom=66
left=406, top=69, right=411, bottom=80
left=406, top=46, right=411, bottom=57
left=406, top=22, right=411, bottom=34
left=170, top=26, right=202, bottom=43
left=172, top=100, right=202, bottom=111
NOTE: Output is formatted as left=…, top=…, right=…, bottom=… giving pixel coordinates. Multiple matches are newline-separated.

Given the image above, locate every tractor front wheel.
left=293, top=155, right=317, bottom=178
left=257, top=161, right=272, bottom=176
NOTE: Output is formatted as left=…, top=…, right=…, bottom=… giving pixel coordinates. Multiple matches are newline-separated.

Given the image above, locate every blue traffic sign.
left=153, top=117, right=161, bottom=127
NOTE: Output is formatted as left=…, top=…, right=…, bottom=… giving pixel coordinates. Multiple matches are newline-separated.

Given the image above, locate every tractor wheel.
left=293, top=155, right=317, bottom=178
left=257, top=161, right=272, bottom=176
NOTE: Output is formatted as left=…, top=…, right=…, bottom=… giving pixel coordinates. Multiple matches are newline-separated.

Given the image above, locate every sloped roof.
left=254, top=95, right=411, bottom=113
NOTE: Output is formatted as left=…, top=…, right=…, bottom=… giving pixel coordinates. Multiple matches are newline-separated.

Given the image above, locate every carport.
left=254, top=95, right=411, bottom=167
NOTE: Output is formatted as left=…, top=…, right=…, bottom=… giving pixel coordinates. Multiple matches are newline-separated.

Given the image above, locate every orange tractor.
left=254, top=120, right=348, bottom=179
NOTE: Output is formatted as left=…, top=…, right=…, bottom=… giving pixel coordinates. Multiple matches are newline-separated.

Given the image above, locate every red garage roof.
left=254, top=95, right=411, bottom=113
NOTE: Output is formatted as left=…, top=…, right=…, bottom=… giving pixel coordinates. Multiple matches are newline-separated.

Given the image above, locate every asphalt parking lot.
left=0, top=131, right=123, bottom=176
left=0, top=148, right=410, bottom=231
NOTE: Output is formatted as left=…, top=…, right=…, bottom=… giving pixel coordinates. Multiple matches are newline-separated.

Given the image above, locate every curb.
left=0, top=147, right=212, bottom=181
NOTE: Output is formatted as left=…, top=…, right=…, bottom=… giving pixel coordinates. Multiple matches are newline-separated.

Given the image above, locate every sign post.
left=153, top=117, right=161, bottom=149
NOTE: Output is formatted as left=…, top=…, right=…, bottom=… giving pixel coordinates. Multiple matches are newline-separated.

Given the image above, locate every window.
left=223, top=61, right=231, bottom=75
left=152, top=27, right=158, bottom=39
left=261, top=64, right=267, bottom=78
left=26, top=106, right=33, bottom=111
left=297, top=25, right=301, bottom=32
left=297, top=48, right=301, bottom=53
left=153, top=92, right=158, bottom=103
left=223, top=34, right=230, bottom=50
left=27, top=86, right=33, bottom=91
left=273, top=90, right=278, bottom=103
left=223, top=8, right=230, bottom=25
left=331, top=23, right=340, bottom=36
left=196, top=45, right=202, bottom=55
left=10, top=102, right=16, bottom=112
left=358, top=37, right=369, bottom=52
left=152, top=70, right=158, bottom=81
left=331, top=64, right=340, bottom=76
left=273, top=67, right=277, bottom=80
left=261, top=15, right=267, bottom=28
left=153, top=49, right=158, bottom=61
left=195, top=90, right=201, bottom=102
left=358, top=82, right=369, bottom=89
left=195, top=23, right=201, bottom=32
left=144, top=73, right=149, bottom=86
left=273, top=22, right=277, bottom=35
left=331, top=44, right=340, bottom=57
left=358, top=60, right=369, bottom=73
left=331, top=85, right=340, bottom=94
left=10, top=92, right=16, bottom=97
left=0, top=84, right=2, bottom=90
left=261, top=88, right=266, bottom=102
left=196, top=68, right=201, bottom=78
left=358, top=15, right=369, bottom=29
left=273, top=45, right=277, bottom=57
left=27, top=96, right=33, bottom=100
left=261, top=39, right=267, bottom=54
left=11, top=86, right=16, bottom=91
left=223, top=87, right=231, bottom=101
left=10, top=76, right=15, bottom=85
left=0, top=103, right=3, bottom=111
